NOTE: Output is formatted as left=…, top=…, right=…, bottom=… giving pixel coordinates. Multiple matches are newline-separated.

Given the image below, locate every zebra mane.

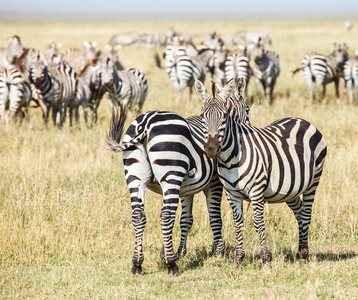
left=211, top=81, right=216, bottom=101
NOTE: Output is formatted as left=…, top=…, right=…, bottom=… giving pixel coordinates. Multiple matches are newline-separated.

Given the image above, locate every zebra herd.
left=107, top=77, right=327, bottom=275
left=0, top=36, right=147, bottom=126
left=155, top=31, right=280, bottom=104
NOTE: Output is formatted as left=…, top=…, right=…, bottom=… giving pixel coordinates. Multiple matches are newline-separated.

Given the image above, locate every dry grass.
left=0, top=18, right=357, bottom=299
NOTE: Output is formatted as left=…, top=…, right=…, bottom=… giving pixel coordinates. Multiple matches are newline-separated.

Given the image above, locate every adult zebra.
left=343, top=54, right=358, bottom=104
left=155, top=43, right=206, bottom=100
left=99, top=57, right=148, bottom=117
left=0, top=35, right=24, bottom=71
left=234, top=30, right=272, bottom=46
left=196, top=77, right=327, bottom=265
left=252, top=38, right=280, bottom=105
left=0, top=64, right=31, bottom=123
left=107, top=83, right=251, bottom=275
left=108, top=32, right=142, bottom=48
left=292, top=43, right=349, bottom=103
left=224, top=46, right=253, bottom=98
left=30, top=56, right=77, bottom=126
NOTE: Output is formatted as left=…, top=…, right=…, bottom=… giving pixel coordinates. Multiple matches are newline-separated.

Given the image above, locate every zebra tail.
left=107, top=104, right=129, bottom=153
left=292, top=66, right=303, bottom=76
left=154, top=52, right=165, bottom=69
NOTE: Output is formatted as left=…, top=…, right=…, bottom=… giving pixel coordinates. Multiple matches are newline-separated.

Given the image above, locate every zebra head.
left=30, top=56, right=48, bottom=87
left=98, top=57, right=117, bottom=88
left=196, top=78, right=246, bottom=159
left=332, top=42, right=349, bottom=73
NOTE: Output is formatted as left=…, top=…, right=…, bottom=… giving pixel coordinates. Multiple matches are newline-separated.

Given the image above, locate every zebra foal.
left=197, top=77, right=327, bottom=265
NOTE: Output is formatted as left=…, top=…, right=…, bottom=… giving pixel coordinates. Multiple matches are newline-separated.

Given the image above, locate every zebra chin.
left=204, top=135, right=221, bottom=159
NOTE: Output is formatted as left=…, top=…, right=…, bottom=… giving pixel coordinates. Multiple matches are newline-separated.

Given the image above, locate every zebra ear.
left=237, top=77, right=246, bottom=95
left=194, top=79, right=208, bottom=101
left=222, top=78, right=236, bottom=99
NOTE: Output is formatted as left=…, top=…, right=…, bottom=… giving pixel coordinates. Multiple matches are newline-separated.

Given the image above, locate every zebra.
left=30, top=56, right=77, bottom=126
left=108, top=32, right=142, bottom=48
left=0, top=35, right=24, bottom=71
left=0, top=64, right=31, bottom=124
left=196, top=77, right=327, bottom=265
left=224, top=46, right=253, bottom=98
left=234, top=30, right=272, bottom=46
left=107, top=79, right=251, bottom=275
left=292, top=43, right=349, bottom=103
left=63, top=41, right=100, bottom=74
left=43, top=42, right=63, bottom=66
left=344, top=20, right=353, bottom=32
left=251, top=38, right=280, bottom=105
left=103, top=44, right=124, bottom=71
left=167, top=28, right=193, bottom=45
left=69, top=62, right=105, bottom=127
left=185, top=43, right=215, bottom=77
left=99, top=57, right=148, bottom=117
left=155, top=43, right=206, bottom=101
left=343, top=55, right=358, bottom=104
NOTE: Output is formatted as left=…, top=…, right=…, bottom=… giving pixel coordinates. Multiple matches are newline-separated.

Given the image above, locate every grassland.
left=0, top=18, right=358, bottom=299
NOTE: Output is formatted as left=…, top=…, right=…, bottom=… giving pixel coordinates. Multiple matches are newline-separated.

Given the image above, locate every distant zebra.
left=143, top=32, right=167, bottom=48
left=343, top=56, right=358, bottom=104
left=197, top=77, right=327, bottom=265
left=251, top=38, right=280, bottom=104
left=155, top=44, right=206, bottom=100
left=30, top=57, right=77, bottom=126
left=69, top=62, right=105, bottom=127
left=234, top=30, right=272, bottom=46
left=108, top=32, right=142, bottom=48
left=43, top=42, right=62, bottom=66
left=224, top=46, right=253, bottom=97
left=345, top=20, right=353, bottom=32
left=167, top=28, right=193, bottom=45
left=63, top=41, right=100, bottom=73
left=0, top=65, right=31, bottom=123
left=99, top=58, right=148, bottom=116
left=0, top=35, right=24, bottom=71
left=292, top=43, right=349, bottom=103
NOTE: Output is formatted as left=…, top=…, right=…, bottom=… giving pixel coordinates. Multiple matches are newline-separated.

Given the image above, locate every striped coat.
left=196, top=78, right=327, bottom=265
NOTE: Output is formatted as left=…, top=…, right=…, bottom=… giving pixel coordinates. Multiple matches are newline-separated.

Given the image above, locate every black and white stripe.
left=108, top=32, right=142, bottom=48
left=234, top=30, right=272, bottom=46
left=343, top=56, right=358, bottom=104
left=196, top=77, right=327, bottom=265
left=0, top=35, right=24, bottom=71
left=63, top=41, right=99, bottom=73
left=99, top=58, right=148, bottom=116
left=252, top=39, right=280, bottom=104
left=30, top=57, right=77, bottom=126
left=293, top=43, right=349, bottom=103
left=155, top=44, right=206, bottom=100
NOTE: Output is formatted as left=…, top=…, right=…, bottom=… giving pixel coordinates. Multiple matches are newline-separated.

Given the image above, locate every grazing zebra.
left=343, top=55, right=358, bottom=104
left=30, top=57, right=77, bottom=126
left=224, top=46, right=253, bottom=97
left=196, top=77, right=327, bottom=265
left=63, top=41, right=100, bottom=73
left=0, top=65, right=31, bottom=123
left=99, top=58, right=148, bottom=117
left=251, top=38, right=280, bottom=104
left=292, top=43, right=349, bottom=103
left=155, top=44, right=206, bottom=100
left=0, top=35, right=24, bottom=71
left=108, top=32, right=142, bottom=48
left=234, top=30, right=272, bottom=46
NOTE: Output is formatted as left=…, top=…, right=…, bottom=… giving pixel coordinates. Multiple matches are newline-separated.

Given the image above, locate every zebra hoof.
left=167, top=261, right=179, bottom=276
left=131, top=264, right=143, bottom=275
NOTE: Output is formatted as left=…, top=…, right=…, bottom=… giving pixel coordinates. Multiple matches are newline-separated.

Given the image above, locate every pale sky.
left=0, top=0, right=357, bottom=14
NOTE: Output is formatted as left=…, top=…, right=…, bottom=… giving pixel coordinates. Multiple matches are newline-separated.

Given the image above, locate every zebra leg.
left=334, top=78, right=340, bottom=105
left=160, top=184, right=180, bottom=275
left=204, top=177, right=224, bottom=256
left=125, top=148, right=152, bottom=275
left=177, top=195, right=194, bottom=258
left=251, top=195, right=269, bottom=264
left=226, top=192, right=245, bottom=263
left=286, top=197, right=305, bottom=261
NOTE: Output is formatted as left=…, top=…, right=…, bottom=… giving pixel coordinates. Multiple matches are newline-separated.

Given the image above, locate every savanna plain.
left=0, top=18, right=357, bottom=299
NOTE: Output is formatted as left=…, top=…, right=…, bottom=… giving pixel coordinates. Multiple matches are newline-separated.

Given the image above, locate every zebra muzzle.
left=204, top=135, right=221, bottom=159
